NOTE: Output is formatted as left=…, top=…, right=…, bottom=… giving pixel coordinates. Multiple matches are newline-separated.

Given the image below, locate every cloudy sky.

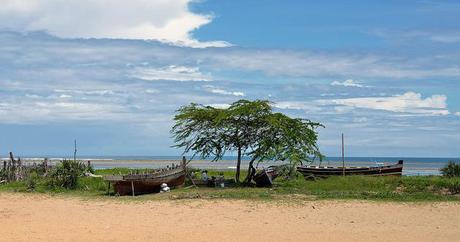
left=1, top=0, right=459, bottom=157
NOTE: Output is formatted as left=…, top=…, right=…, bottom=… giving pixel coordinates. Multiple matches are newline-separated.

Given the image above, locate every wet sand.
left=0, top=193, right=459, bottom=242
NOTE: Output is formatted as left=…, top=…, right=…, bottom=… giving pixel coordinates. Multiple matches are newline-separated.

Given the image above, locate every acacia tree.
left=171, top=99, right=323, bottom=183
left=243, top=112, right=324, bottom=183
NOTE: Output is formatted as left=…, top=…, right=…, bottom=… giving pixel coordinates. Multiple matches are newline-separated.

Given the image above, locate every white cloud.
left=202, top=49, right=460, bottom=79
left=455, top=112, right=460, bottom=116
left=274, top=101, right=323, bottom=113
left=403, top=30, right=460, bottom=44
left=373, top=29, right=460, bottom=44
left=328, top=92, right=449, bottom=116
left=207, top=103, right=230, bottom=109
left=430, top=34, right=460, bottom=44
left=54, top=89, right=114, bottom=96
left=145, top=89, right=160, bottom=94
left=331, top=79, right=367, bottom=88
left=0, top=100, right=132, bottom=123
left=130, top=65, right=212, bottom=82
left=203, top=85, right=244, bottom=96
left=275, top=92, right=450, bottom=116
left=0, top=0, right=230, bottom=48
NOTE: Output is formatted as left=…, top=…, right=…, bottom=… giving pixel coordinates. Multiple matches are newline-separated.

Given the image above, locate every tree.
left=243, top=112, right=324, bottom=182
left=171, top=99, right=323, bottom=183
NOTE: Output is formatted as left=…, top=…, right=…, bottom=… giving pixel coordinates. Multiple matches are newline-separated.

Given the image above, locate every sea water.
left=5, top=155, right=457, bottom=176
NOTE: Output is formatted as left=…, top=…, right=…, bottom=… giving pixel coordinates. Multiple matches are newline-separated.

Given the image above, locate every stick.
left=183, top=156, right=197, bottom=187
left=107, top=182, right=111, bottom=195
left=74, top=139, right=77, bottom=162
left=342, top=133, right=345, bottom=176
left=131, top=181, right=135, bottom=197
left=9, top=152, right=15, bottom=181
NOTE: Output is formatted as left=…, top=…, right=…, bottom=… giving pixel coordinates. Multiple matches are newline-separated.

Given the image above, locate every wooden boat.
left=253, top=166, right=279, bottom=187
left=103, top=157, right=186, bottom=196
left=297, top=160, right=403, bottom=178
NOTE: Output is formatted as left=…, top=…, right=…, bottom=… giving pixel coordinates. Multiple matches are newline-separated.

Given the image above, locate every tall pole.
left=342, top=133, right=345, bottom=176
left=74, top=139, right=77, bottom=162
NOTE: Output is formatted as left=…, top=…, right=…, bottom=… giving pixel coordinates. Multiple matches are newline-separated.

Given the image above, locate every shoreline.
left=1, top=158, right=445, bottom=175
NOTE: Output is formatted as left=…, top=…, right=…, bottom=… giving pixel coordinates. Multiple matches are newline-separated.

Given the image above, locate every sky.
left=0, top=0, right=460, bottom=158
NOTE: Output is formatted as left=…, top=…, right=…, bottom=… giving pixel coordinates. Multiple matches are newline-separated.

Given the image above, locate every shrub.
left=441, top=161, right=460, bottom=178
left=85, top=163, right=95, bottom=174
left=26, top=172, right=39, bottom=191
left=447, top=180, right=460, bottom=194
left=47, top=160, right=87, bottom=189
left=0, top=169, right=5, bottom=181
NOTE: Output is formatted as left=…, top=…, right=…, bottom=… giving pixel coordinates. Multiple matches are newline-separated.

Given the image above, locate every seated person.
left=201, top=170, right=209, bottom=182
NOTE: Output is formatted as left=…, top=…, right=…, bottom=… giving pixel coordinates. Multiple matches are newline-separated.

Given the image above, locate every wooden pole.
left=183, top=156, right=197, bottom=187
left=342, top=133, right=345, bottom=176
left=44, top=158, right=48, bottom=174
left=107, top=182, right=111, bottom=195
left=74, top=139, right=77, bottom=162
left=131, top=181, right=135, bottom=197
left=9, top=152, right=15, bottom=181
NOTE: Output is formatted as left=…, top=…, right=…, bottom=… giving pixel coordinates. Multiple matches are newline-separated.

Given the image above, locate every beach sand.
left=0, top=193, right=459, bottom=242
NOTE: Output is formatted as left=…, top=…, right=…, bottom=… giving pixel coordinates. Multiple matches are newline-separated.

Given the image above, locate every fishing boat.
left=297, top=160, right=404, bottom=178
left=253, top=166, right=279, bottom=187
left=103, top=157, right=186, bottom=196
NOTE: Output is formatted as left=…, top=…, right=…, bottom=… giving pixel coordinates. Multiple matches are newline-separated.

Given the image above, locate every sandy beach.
left=0, top=193, right=459, bottom=242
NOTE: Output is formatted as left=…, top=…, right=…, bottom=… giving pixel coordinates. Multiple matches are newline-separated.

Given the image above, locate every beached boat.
left=253, top=166, right=279, bottom=187
left=103, top=157, right=186, bottom=196
left=297, top=160, right=403, bottom=178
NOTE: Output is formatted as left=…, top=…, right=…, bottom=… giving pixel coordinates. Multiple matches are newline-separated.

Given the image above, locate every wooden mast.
left=342, top=133, right=345, bottom=176
left=74, top=139, right=77, bottom=162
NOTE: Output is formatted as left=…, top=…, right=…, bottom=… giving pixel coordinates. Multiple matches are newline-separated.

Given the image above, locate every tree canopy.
left=171, top=99, right=323, bottom=183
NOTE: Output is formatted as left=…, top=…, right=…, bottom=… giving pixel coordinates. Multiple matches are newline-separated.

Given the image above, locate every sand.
left=0, top=193, right=459, bottom=242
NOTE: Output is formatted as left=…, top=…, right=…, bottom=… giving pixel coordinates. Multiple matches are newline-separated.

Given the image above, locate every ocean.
left=4, top=155, right=459, bottom=176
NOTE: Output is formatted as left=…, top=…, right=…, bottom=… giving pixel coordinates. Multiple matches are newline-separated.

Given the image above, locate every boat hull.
left=113, top=173, right=185, bottom=195
left=104, top=157, right=187, bottom=196
left=253, top=167, right=279, bottom=187
left=297, top=160, right=403, bottom=178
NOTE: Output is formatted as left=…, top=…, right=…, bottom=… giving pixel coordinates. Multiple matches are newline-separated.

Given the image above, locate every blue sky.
left=0, top=0, right=459, bottom=157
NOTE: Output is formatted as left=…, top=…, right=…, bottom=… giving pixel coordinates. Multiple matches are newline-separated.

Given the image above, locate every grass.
left=1, top=169, right=459, bottom=202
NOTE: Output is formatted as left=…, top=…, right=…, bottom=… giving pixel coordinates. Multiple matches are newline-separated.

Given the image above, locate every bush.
left=47, top=160, right=87, bottom=189
left=0, top=169, right=5, bottom=181
left=26, top=172, right=39, bottom=191
left=441, top=161, right=460, bottom=178
left=447, top=180, right=460, bottom=194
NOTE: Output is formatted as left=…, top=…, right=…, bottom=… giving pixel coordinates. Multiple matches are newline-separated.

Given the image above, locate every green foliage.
left=47, top=160, right=87, bottom=189
left=77, top=176, right=107, bottom=192
left=2, top=167, right=460, bottom=201
left=172, top=103, right=226, bottom=160
left=440, top=161, right=460, bottom=178
left=26, top=172, right=39, bottom=191
left=172, top=99, right=323, bottom=182
left=276, top=175, right=460, bottom=200
left=27, top=161, right=49, bottom=176
left=0, top=169, right=5, bottom=181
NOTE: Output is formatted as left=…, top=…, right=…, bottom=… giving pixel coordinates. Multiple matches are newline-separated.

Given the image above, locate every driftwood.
left=0, top=152, right=51, bottom=183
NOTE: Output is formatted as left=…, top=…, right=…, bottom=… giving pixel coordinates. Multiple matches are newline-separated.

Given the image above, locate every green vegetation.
left=172, top=99, right=323, bottom=183
left=47, top=160, right=92, bottom=189
left=441, top=161, right=460, bottom=178
left=1, top=168, right=459, bottom=202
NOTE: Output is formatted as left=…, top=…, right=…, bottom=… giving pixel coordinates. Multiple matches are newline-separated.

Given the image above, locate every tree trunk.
left=243, top=157, right=257, bottom=184
left=235, top=147, right=242, bottom=183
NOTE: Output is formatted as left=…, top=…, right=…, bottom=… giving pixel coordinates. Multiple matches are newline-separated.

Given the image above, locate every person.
left=217, top=172, right=225, bottom=188
left=208, top=176, right=216, bottom=187
left=201, top=170, right=208, bottom=182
